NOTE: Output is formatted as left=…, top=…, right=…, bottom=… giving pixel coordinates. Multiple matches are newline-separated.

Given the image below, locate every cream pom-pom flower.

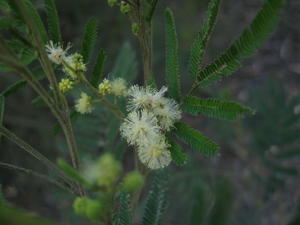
left=45, top=41, right=70, bottom=65
left=127, top=85, right=168, bottom=111
left=75, top=92, right=93, bottom=114
left=120, top=110, right=161, bottom=146
left=138, top=136, right=171, bottom=169
left=154, top=98, right=182, bottom=131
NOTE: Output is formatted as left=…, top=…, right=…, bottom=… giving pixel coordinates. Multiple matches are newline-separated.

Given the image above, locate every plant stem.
left=0, top=162, right=74, bottom=194
left=0, top=126, right=74, bottom=189
left=132, top=2, right=153, bottom=84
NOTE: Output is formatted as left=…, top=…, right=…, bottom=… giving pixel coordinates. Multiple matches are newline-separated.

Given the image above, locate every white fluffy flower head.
left=138, top=136, right=171, bottom=169
left=120, top=110, right=160, bottom=146
left=127, top=85, right=168, bottom=111
left=45, top=41, right=70, bottom=65
left=75, top=92, right=93, bottom=114
left=154, top=98, right=182, bottom=131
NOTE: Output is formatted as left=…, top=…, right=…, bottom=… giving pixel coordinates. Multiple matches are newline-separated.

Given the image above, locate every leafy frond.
left=8, top=0, right=48, bottom=43
left=182, top=96, right=254, bottom=120
left=24, top=0, right=48, bottom=43
left=142, top=172, right=168, bottom=225
left=112, top=192, right=132, bottom=225
left=173, top=122, right=219, bottom=157
left=165, top=8, right=181, bottom=101
left=44, top=0, right=61, bottom=43
left=167, top=136, right=187, bottom=166
left=91, top=49, right=106, bottom=87
left=188, top=0, right=222, bottom=80
left=80, top=17, right=98, bottom=63
left=195, top=0, right=284, bottom=87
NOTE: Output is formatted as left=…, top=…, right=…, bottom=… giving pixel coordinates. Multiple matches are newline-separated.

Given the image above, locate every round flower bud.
left=122, top=171, right=144, bottom=193
left=86, top=199, right=103, bottom=221
left=73, top=197, right=88, bottom=216
left=96, top=153, right=122, bottom=187
left=120, top=1, right=131, bottom=14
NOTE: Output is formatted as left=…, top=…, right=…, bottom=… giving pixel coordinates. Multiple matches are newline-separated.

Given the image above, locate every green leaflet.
left=142, top=172, right=168, bottom=225
left=57, top=158, right=90, bottom=187
left=91, top=49, right=106, bottom=87
left=44, top=0, right=61, bottom=43
left=195, top=0, right=284, bottom=87
left=173, top=122, right=219, bottom=157
left=188, top=0, right=222, bottom=80
left=112, top=192, right=132, bottom=225
left=80, top=18, right=98, bottom=63
left=165, top=8, right=181, bottom=101
left=1, top=80, right=27, bottom=97
left=0, top=95, right=4, bottom=128
left=182, top=96, right=254, bottom=120
left=167, top=136, right=187, bottom=166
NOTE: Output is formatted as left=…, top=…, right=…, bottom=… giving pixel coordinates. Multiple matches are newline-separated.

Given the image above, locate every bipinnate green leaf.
left=44, top=0, right=61, bottom=43
left=113, top=192, right=132, bottom=225
left=80, top=17, right=98, bottom=63
left=91, top=49, right=106, bottom=87
left=182, top=96, right=254, bottom=120
left=188, top=0, right=222, bottom=80
left=142, top=172, right=168, bottom=225
left=195, top=0, right=285, bottom=87
left=165, top=8, right=181, bottom=101
left=173, top=122, right=219, bottom=157
left=167, top=136, right=187, bottom=166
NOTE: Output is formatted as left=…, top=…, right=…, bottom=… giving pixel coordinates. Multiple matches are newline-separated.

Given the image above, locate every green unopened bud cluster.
left=131, top=23, right=139, bottom=36
left=122, top=170, right=144, bottom=193
left=73, top=197, right=103, bottom=221
left=120, top=1, right=131, bottom=14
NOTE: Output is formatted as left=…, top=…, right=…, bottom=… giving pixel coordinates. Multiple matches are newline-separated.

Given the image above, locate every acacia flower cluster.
left=120, top=86, right=182, bottom=169
left=45, top=41, right=86, bottom=92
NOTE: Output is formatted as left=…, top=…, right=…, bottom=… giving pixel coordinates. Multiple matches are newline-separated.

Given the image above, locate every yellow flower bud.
left=98, top=79, right=112, bottom=95
left=59, top=78, right=74, bottom=93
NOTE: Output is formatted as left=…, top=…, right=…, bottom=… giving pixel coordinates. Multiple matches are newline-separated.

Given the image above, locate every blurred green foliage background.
left=1, top=0, right=300, bottom=225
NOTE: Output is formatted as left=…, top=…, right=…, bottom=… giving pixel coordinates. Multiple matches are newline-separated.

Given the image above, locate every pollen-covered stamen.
left=45, top=41, right=70, bottom=65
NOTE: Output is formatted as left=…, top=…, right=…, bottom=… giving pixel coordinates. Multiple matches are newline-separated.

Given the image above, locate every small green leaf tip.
left=131, top=23, right=139, bottom=36
left=122, top=171, right=144, bottom=192
left=107, top=0, right=117, bottom=7
left=120, top=1, right=131, bottom=14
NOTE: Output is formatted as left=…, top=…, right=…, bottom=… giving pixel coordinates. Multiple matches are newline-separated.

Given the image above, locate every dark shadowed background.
left=1, top=0, right=300, bottom=225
